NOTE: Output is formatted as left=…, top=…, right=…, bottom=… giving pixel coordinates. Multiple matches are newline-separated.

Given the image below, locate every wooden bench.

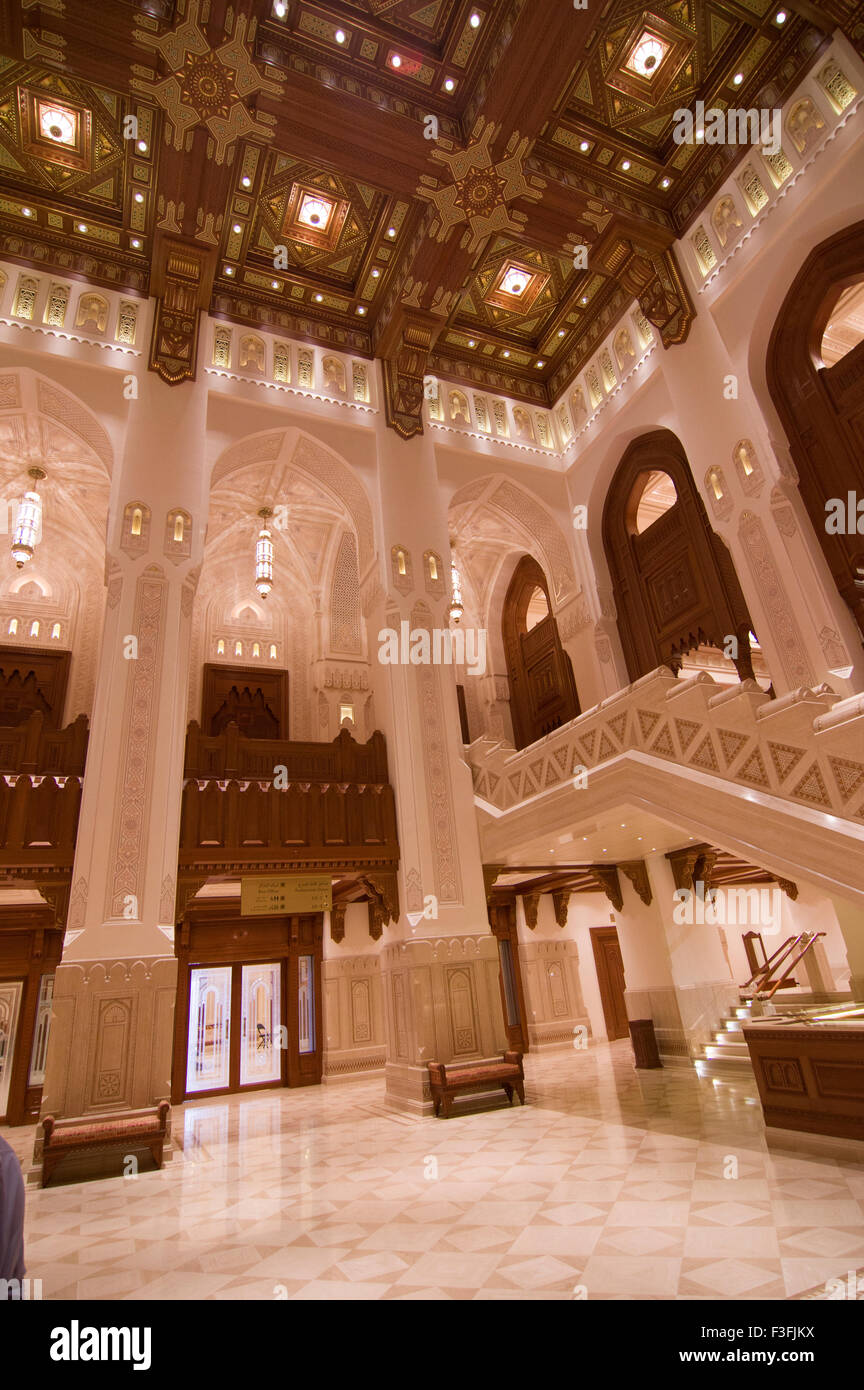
left=40, top=1101, right=171, bottom=1187
left=427, top=1051, right=525, bottom=1118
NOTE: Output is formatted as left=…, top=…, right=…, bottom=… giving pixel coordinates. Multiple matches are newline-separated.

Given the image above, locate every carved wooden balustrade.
left=0, top=710, right=89, bottom=924
left=178, top=723, right=400, bottom=923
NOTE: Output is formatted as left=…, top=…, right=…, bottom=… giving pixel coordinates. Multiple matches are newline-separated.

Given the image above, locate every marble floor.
left=4, top=1041, right=864, bottom=1301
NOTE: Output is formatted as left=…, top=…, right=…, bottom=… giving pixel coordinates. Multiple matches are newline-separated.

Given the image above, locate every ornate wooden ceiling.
left=0, top=0, right=859, bottom=435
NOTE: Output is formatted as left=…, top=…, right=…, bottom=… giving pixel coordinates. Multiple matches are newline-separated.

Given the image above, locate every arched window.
left=819, top=280, right=864, bottom=367
left=234, top=640, right=243, bottom=657
left=173, top=514, right=185, bottom=542
left=51, top=622, right=61, bottom=639
left=131, top=507, right=143, bottom=537
left=269, top=644, right=277, bottom=660
left=217, top=639, right=225, bottom=656
left=7, top=619, right=17, bottom=635
left=632, top=470, right=678, bottom=533
left=30, top=620, right=39, bottom=637
left=252, top=641, right=260, bottom=658
left=524, top=586, right=549, bottom=631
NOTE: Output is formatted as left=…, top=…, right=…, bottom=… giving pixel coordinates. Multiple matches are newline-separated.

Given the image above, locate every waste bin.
left=629, top=1017, right=662, bottom=1069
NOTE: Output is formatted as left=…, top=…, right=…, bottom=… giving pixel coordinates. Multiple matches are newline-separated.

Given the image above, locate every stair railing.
left=757, top=932, right=826, bottom=1000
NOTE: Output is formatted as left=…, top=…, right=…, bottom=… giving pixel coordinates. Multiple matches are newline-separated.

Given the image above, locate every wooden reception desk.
left=743, top=1018, right=864, bottom=1141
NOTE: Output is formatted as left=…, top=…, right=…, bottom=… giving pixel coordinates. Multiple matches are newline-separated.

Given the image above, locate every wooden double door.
left=172, top=904, right=323, bottom=1102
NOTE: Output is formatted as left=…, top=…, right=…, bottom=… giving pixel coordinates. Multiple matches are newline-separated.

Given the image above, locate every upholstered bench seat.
left=427, top=1051, right=525, bottom=1118
left=41, top=1101, right=171, bottom=1187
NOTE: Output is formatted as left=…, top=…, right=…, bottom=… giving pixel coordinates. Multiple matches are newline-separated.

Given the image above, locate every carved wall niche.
left=274, top=342, right=291, bottom=383
left=473, top=395, right=490, bottom=431
left=238, top=334, right=266, bottom=373
left=13, top=275, right=39, bottom=321
left=121, top=501, right=151, bottom=557
left=323, top=356, right=346, bottom=396
left=732, top=439, right=764, bottom=496
left=298, top=349, right=314, bottom=389
left=390, top=544, right=413, bottom=594
left=212, top=326, right=232, bottom=368
left=711, top=195, right=743, bottom=249
left=116, top=301, right=138, bottom=346
left=423, top=550, right=445, bottom=598
left=614, top=327, right=635, bottom=370
left=164, top=508, right=192, bottom=563
left=557, top=404, right=573, bottom=443
left=705, top=466, right=734, bottom=522
left=785, top=97, right=826, bottom=155
left=75, top=292, right=109, bottom=333
left=535, top=413, right=551, bottom=447
left=512, top=406, right=534, bottom=442
left=43, top=283, right=70, bottom=328
left=449, top=389, right=470, bottom=426
left=352, top=362, right=368, bottom=402
left=817, top=59, right=857, bottom=114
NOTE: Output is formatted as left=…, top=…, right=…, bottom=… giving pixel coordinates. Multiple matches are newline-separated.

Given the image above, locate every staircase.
left=695, top=1004, right=756, bottom=1080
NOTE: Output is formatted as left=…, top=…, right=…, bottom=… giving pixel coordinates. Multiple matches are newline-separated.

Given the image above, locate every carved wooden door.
left=591, top=927, right=629, bottom=1041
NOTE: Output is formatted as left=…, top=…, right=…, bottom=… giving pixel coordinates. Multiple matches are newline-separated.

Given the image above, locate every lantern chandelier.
left=255, top=507, right=274, bottom=599
left=448, top=559, right=464, bottom=626
left=11, top=467, right=46, bottom=569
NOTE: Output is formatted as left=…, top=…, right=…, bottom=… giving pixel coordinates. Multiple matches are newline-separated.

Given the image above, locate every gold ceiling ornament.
left=131, top=0, right=282, bottom=165
left=416, top=118, right=545, bottom=255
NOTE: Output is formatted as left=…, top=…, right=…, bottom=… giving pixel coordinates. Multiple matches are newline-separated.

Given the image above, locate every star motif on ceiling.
left=416, top=118, right=545, bottom=254
left=131, top=0, right=282, bottom=165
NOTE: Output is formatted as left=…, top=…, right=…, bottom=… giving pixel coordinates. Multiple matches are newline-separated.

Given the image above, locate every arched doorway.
left=767, top=221, right=864, bottom=635
left=502, top=555, right=580, bottom=749
left=602, top=430, right=756, bottom=682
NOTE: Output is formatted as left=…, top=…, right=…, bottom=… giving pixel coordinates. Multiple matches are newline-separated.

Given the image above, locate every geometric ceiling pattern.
left=0, top=0, right=860, bottom=435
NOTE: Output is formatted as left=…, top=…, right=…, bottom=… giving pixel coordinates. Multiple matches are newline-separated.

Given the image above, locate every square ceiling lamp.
left=283, top=183, right=350, bottom=249
left=19, top=89, right=91, bottom=170
left=625, top=32, right=669, bottom=79
left=485, top=259, right=549, bottom=314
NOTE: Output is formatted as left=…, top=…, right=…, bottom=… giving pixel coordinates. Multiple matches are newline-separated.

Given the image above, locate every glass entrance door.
left=0, top=980, right=23, bottom=1120
left=240, top=963, right=281, bottom=1088
left=185, top=962, right=284, bottom=1097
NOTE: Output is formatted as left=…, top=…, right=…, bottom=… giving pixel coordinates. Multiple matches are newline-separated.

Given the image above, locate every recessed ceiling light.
left=637, top=836, right=643, bottom=841
left=579, top=140, right=590, bottom=152
left=445, top=78, right=455, bottom=92
left=315, top=293, right=323, bottom=302
left=775, top=9, right=787, bottom=22
left=77, top=222, right=87, bottom=233
left=558, top=329, right=565, bottom=337
left=241, top=175, right=252, bottom=188
left=696, top=128, right=705, bottom=141
left=468, top=339, right=476, bottom=347
left=391, top=54, right=402, bottom=68
left=232, top=222, right=242, bottom=233
left=387, top=226, right=396, bottom=237
left=224, top=265, right=234, bottom=275
left=22, top=207, right=32, bottom=217
left=621, top=160, right=631, bottom=171
left=536, top=360, right=545, bottom=368
left=660, top=176, right=671, bottom=188
left=356, top=305, right=366, bottom=315
left=502, top=350, right=510, bottom=358
left=620, top=823, right=626, bottom=828
left=271, top=280, right=280, bottom=289
left=602, top=848, right=607, bottom=853
left=273, top=0, right=287, bottom=17
left=133, top=191, right=144, bottom=203
left=580, top=295, right=588, bottom=304
left=470, top=11, right=481, bottom=26
left=131, top=237, right=141, bottom=248
left=335, top=29, right=346, bottom=43
left=371, top=268, right=381, bottom=278
left=732, top=72, right=744, bottom=86
left=137, top=140, right=148, bottom=153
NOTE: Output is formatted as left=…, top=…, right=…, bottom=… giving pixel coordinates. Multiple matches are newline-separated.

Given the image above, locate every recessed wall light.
left=133, top=191, right=144, bottom=203
left=621, top=159, right=631, bottom=171
left=470, top=11, right=481, bottom=26
left=391, top=54, right=402, bottom=68
left=137, top=140, right=148, bottom=153
left=579, top=140, right=590, bottom=152
left=335, top=29, right=346, bottom=43
left=733, top=72, right=744, bottom=86
left=444, top=78, right=455, bottom=92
